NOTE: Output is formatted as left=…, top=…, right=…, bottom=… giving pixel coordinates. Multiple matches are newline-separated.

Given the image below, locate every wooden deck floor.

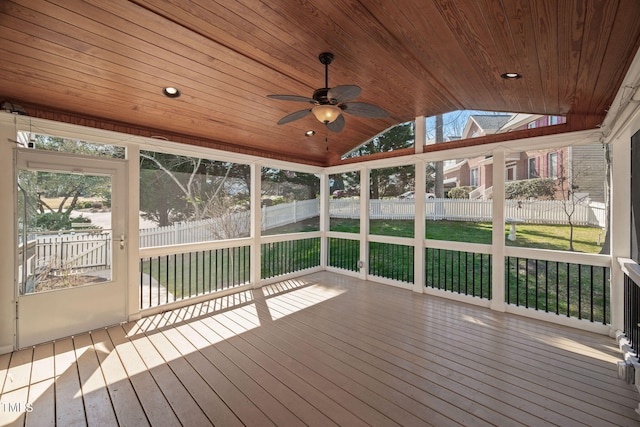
left=1, top=271, right=639, bottom=426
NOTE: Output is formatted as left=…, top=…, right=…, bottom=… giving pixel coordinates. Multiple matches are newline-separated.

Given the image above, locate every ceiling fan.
left=267, top=52, right=389, bottom=133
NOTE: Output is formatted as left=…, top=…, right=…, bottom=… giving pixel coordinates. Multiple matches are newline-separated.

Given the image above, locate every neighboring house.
left=443, top=114, right=607, bottom=202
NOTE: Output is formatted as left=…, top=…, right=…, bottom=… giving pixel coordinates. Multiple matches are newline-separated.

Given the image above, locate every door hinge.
left=15, top=301, right=18, bottom=320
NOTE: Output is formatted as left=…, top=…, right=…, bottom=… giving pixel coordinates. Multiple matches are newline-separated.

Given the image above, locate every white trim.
left=619, top=258, right=640, bottom=286
left=260, top=231, right=322, bottom=244
left=425, top=239, right=492, bottom=254
left=4, top=113, right=323, bottom=174
left=504, top=304, right=612, bottom=335
left=367, top=234, right=414, bottom=246
left=139, top=237, right=253, bottom=258
left=140, top=283, right=254, bottom=317
left=491, top=150, right=506, bottom=311
left=258, top=266, right=324, bottom=287
left=326, top=231, right=360, bottom=240
left=505, top=246, right=612, bottom=267
left=365, top=275, right=413, bottom=291
left=423, top=286, right=492, bottom=308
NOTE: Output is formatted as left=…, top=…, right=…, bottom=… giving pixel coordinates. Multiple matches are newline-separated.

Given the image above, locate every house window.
left=548, top=152, right=558, bottom=179
left=528, top=158, right=539, bottom=178
left=470, top=168, right=479, bottom=187
left=549, top=116, right=563, bottom=125
left=505, top=164, right=517, bottom=181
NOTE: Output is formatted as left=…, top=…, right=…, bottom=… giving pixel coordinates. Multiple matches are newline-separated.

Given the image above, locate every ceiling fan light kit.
left=267, top=52, right=389, bottom=132
left=312, top=104, right=341, bottom=123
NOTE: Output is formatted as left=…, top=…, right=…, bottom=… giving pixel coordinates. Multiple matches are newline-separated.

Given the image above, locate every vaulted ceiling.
left=1, top=0, right=639, bottom=166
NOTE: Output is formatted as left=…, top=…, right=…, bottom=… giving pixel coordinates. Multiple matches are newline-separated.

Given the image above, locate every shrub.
left=505, top=178, right=555, bottom=200
left=448, top=186, right=475, bottom=199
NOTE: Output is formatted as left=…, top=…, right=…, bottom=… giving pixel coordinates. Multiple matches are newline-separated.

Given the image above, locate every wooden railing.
left=619, top=258, right=640, bottom=357
left=139, top=239, right=251, bottom=309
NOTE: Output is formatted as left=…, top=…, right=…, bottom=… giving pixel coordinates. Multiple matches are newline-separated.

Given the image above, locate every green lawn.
left=330, top=218, right=605, bottom=254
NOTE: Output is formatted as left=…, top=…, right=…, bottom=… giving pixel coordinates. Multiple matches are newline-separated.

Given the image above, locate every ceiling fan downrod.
left=318, top=52, right=334, bottom=89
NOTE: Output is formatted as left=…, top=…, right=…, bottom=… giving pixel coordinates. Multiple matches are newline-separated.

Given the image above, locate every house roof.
left=470, top=115, right=513, bottom=133
left=1, top=1, right=639, bottom=166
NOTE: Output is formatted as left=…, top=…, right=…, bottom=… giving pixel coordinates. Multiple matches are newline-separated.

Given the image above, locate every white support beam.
left=126, top=144, right=141, bottom=321
left=415, top=116, right=425, bottom=154
left=413, top=159, right=426, bottom=293
left=320, top=172, right=329, bottom=268
left=360, top=166, right=370, bottom=279
left=491, top=150, right=506, bottom=312
left=610, top=134, right=632, bottom=332
left=0, top=114, right=16, bottom=353
left=250, top=162, right=262, bottom=287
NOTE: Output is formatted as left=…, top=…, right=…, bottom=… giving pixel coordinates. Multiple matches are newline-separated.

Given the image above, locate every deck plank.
left=90, top=328, right=149, bottom=427
left=195, top=314, right=370, bottom=427
left=106, top=325, right=179, bottom=426
left=53, top=338, right=86, bottom=427
left=185, top=315, right=340, bottom=427
left=171, top=320, right=306, bottom=427
left=2, top=271, right=639, bottom=427
left=73, top=333, right=119, bottom=427
left=157, top=326, right=276, bottom=426
left=141, top=326, right=243, bottom=427
left=25, top=343, right=55, bottom=427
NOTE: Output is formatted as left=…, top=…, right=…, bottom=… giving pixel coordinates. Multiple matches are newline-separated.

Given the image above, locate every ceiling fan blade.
left=267, top=94, right=316, bottom=103
left=327, top=85, right=361, bottom=103
left=341, top=102, right=389, bottom=118
left=277, top=108, right=312, bottom=125
left=325, top=114, right=345, bottom=133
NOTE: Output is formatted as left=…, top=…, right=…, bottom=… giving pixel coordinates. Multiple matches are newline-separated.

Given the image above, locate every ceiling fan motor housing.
left=313, top=87, right=337, bottom=105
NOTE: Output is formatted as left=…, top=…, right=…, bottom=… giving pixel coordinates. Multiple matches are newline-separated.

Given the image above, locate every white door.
left=16, top=149, right=127, bottom=348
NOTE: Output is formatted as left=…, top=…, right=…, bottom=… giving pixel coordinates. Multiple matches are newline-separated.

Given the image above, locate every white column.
left=250, top=162, right=262, bottom=287
left=126, top=144, right=141, bottom=321
left=413, top=159, right=426, bottom=293
left=359, top=166, right=370, bottom=279
left=0, top=114, right=16, bottom=353
left=491, top=150, right=506, bottom=311
left=415, top=116, right=426, bottom=154
left=610, top=135, right=632, bottom=332
left=319, top=172, right=329, bottom=268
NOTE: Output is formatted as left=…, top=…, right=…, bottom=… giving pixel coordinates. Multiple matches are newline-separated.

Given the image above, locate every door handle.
left=119, top=234, right=126, bottom=250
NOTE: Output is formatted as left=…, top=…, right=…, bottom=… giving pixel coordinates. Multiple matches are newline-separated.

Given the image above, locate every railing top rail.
left=618, top=257, right=640, bottom=286
left=140, top=237, right=252, bottom=258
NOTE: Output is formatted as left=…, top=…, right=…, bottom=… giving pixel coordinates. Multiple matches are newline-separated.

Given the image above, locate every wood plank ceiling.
left=1, top=0, right=639, bottom=166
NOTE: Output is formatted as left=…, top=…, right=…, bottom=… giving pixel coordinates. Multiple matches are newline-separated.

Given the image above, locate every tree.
left=346, top=121, right=415, bottom=198
left=139, top=151, right=250, bottom=226
left=19, top=136, right=113, bottom=231
left=556, top=163, right=589, bottom=252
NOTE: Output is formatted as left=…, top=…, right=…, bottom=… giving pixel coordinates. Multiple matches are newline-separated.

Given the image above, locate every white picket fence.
left=139, top=199, right=320, bottom=248
left=331, top=198, right=606, bottom=227
left=139, top=198, right=606, bottom=248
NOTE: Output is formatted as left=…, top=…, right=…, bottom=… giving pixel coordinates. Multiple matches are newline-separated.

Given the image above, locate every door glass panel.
left=17, top=169, right=112, bottom=294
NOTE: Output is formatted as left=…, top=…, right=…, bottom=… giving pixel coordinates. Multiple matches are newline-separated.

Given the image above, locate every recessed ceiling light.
left=305, top=130, right=315, bottom=137
left=501, top=72, right=522, bottom=80
left=162, top=87, right=181, bottom=98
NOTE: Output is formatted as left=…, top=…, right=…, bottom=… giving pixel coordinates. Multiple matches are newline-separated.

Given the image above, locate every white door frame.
left=14, top=149, right=128, bottom=348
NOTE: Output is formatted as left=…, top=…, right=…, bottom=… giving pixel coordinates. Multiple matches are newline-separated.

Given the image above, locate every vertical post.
left=414, top=118, right=426, bottom=292
left=611, top=136, right=631, bottom=332
left=250, top=162, right=262, bottom=287
left=360, top=166, right=370, bottom=279
left=0, top=114, right=16, bottom=353
left=126, top=144, right=141, bottom=320
left=414, top=159, right=426, bottom=293
left=491, top=150, right=506, bottom=311
left=415, top=116, right=425, bottom=154
left=320, top=172, right=329, bottom=268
